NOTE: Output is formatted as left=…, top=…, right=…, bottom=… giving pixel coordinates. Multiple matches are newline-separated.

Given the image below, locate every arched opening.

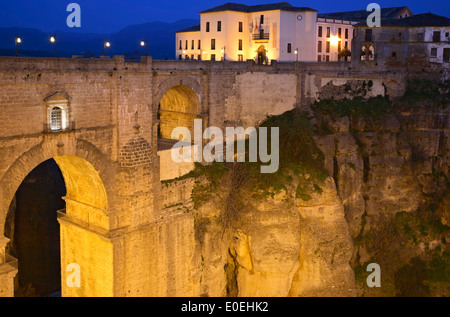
left=158, top=85, right=201, bottom=149
left=2, top=154, right=110, bottom=297
left=4, top=159, right=65, bottom=297
left=257, top=45, right=267, bottom=65
left=361, top=44, right=375, bottom=61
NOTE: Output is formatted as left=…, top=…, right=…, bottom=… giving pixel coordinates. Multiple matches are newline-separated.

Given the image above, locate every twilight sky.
left=0, top=0, right=449, bottom=33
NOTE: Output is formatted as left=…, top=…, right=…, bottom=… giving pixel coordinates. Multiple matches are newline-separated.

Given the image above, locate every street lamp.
left=140, top=39, right=148, bottom=56
left=15, top=36, right=22, bottom=57
left=295, top=48, right=298, bottom=62
left=104, top=41, right=111, bottom=56
left=50, top=34, right=57, bottom=57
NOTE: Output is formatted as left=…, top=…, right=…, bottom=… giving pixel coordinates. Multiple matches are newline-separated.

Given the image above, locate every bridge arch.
left=0, top=138, right=114, bottom=297
left=154, top=76, right=204, bottom=143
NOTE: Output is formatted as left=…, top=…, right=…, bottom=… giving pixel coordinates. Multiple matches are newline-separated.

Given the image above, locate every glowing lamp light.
left=50, top=36, right=56, bottom=43
left=202, top=51, right=206, bottom=54
left=330, top=36, right=339, bottom=46
left=105, top=41, right=111, bottom=47
left=140, top=41, right=146, bottom=46
left=294, top=49, right=298, bottom=55
left=16, top=37, right=22, bottom=44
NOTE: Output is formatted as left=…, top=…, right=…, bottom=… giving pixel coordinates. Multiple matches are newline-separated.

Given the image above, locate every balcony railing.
left=252, top=33, right=269, bottom=40
left=43, top=121, right=76, bottom=133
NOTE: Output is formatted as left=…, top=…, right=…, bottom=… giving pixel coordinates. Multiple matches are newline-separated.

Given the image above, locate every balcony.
left=43, top=121, right=76, bottom=133
left=252, top=32, right=270, bottom=42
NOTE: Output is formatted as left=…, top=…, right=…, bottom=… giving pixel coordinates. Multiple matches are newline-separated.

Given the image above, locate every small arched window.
left=44, top=92, right=71, bottom=133
left=51, top=107, right=62, bottom=131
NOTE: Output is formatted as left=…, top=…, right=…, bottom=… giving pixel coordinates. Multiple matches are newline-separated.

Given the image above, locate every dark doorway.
left=4, top=159, right=66, bottom=297
left=444, top=48, right=450, bottom=63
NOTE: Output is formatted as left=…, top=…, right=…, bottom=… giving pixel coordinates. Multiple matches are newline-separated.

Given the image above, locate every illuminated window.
left=51, top=107, right=62, bottom=131
left=44, top=92, right=70, bottom=133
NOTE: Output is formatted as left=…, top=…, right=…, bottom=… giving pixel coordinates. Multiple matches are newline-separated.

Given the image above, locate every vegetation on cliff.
left=190, top=108, right=327, bottom=231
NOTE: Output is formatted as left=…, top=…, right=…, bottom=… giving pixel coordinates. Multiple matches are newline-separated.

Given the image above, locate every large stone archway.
left=0, top=139, right=115, bottom=297
left=159, top=85, right=201, bottom=141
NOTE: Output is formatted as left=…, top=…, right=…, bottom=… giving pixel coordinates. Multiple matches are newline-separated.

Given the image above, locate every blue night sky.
left=0, top=0, right=449, bottom=33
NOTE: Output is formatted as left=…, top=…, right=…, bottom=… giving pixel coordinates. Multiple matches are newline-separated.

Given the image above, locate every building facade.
left=352, top=13, right=450, bottom=69
left=176, top=2, right=359, bottom=63
left=175, top=2, right=415, bottom=64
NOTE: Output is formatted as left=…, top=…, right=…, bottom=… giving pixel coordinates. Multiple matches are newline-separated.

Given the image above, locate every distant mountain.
left=0, top=19, right=199, bottom=60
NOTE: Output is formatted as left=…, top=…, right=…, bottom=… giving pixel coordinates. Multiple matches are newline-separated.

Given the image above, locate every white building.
left=175, top=2, right=413, bottom=63
left=176, top=2, right=359, bottom=63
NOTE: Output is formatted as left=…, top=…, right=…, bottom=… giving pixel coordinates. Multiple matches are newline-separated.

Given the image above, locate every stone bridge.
left=0, top=56, right=405, bottom=297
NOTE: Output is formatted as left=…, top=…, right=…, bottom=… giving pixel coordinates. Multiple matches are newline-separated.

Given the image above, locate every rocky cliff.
left=184, top=79, right=450, bottom=297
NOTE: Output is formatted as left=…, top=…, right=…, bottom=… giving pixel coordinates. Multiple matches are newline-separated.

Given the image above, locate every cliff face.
left=188, top=80, right=450, bottom=297
left=193, top=174, right=356, bottom=297
left=314, top=80, right=450, bottom=296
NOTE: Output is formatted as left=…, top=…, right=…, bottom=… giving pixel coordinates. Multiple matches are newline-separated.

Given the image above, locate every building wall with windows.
left=352, top=16, right=450, bottom=70
left=175, top=4, right=357, bottom=63
left=176, top=30, right=201, bottom=61
left=316, top=19, right=357, bottom=62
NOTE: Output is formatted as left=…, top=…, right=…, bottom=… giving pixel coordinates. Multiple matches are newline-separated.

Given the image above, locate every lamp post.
left=140, top=39, right=148, bottom=56
left=295, top=48, right=298, bottom=62
left=15, top=36, right=21, bottom=57
left=104, top=41, right=111, bottom=57
left=50, top=34, right=57, bottom=57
